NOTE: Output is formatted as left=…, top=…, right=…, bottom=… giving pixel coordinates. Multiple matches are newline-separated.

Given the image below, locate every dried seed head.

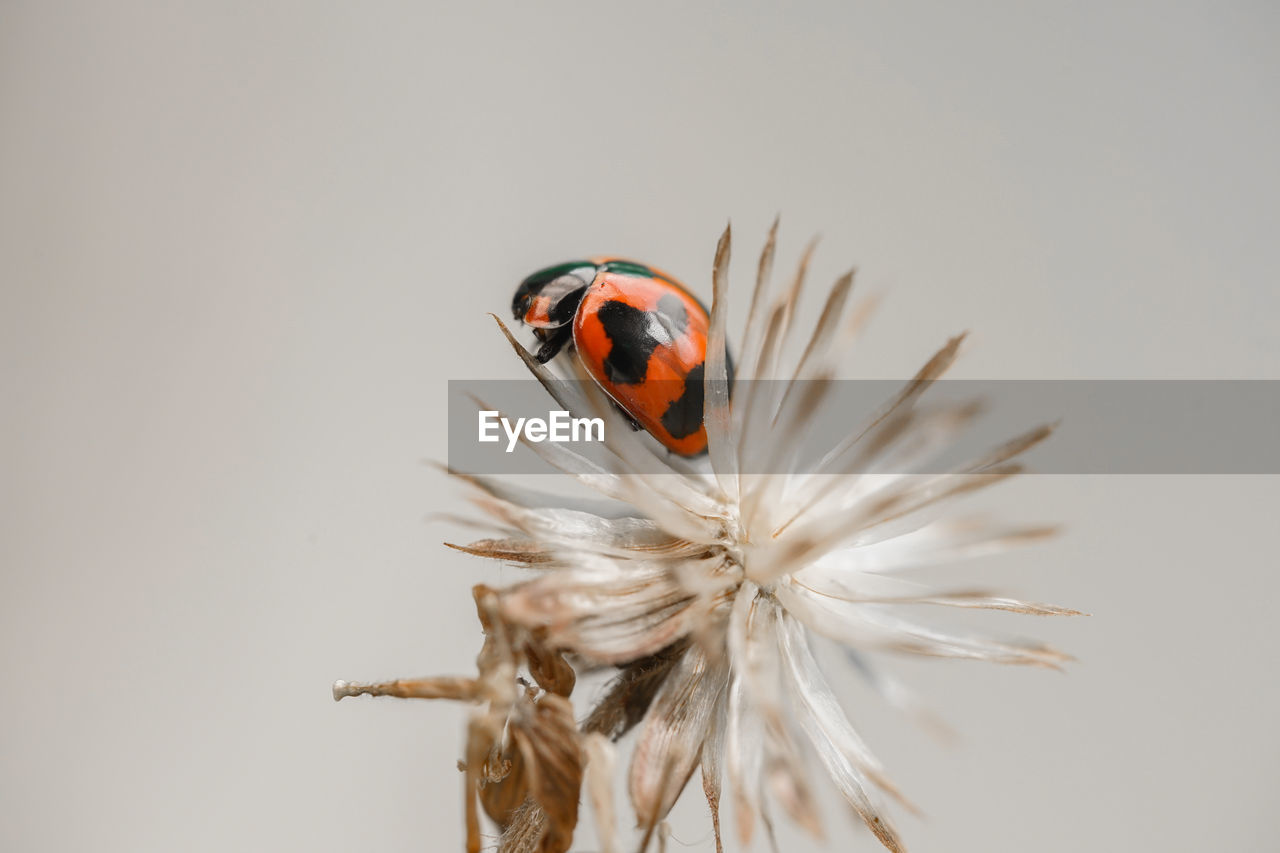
left=335, top=224, right=1079, bottom=852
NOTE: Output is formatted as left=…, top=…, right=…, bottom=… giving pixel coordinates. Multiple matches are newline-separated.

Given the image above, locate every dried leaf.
left=511, top=693, right=583, bottom=853
left=582, top=640, right=690, bottom=740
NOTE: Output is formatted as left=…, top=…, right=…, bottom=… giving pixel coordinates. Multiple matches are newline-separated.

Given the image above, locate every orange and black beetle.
left=512, top=259, right=726, bottom=456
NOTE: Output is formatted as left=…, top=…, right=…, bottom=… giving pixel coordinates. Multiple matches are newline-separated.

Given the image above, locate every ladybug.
left=512, top=258, right=726, bottom=457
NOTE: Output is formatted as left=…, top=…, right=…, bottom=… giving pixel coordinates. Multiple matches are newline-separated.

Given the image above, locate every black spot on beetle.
left=660, top=355, right=735, bottom=445
left=661, top=361, right=704, bottom=439
left=596, top=300, right=658, bottom=385
left=596, top=295, right=693, bottom=385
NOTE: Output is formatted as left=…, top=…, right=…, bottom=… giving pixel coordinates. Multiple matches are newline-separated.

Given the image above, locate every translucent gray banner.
left=447, top=380, right=1280, bottom=475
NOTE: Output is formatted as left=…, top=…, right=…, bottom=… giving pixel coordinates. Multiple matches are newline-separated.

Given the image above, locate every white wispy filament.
left=335, top=222, right=1078, bottom=853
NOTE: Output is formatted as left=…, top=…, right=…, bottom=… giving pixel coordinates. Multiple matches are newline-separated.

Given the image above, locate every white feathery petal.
left=810, top=478, right=1026, bottom=557
left=724, top=667, right=767, bottom=846
left=757, top=330, right=962, bottom=525
left=723, top=583, right=826, bottom=838
left=738, top=374, right=838, bottom=531
left=790, top=566, right=1081, bottom=616
left=733, top=215, right=778, bottom=394
left=699, top=689, right=729, bottom=853
left=778, top=612, right=916, bottom=810
left=777, top=580, right=1070, bottom=667
left=724, top=584, right=767, bottom=845
left=759, top=708, right=824, bottom=839
left=461, top=497, right=699, bottom=559
left=704, top=223, right=738, bottom=497
left=749, top=358, right=979, bottom=545
left=749, top=464, right=1029, bottom=586
left=776, top=612, right=907, bottom=852
left=506, top=425, right=720, bottom=544
left=807, top=333, right=968, bottom=478
left=762, top=236, right=818, bottom=383
left=726, top=585, right=784, bottom=732
left=735, top=238, right=817, bottom=470
left=821, top=420, right=1056, bottom=533
left=629, top=642, right=729, bottom=842
left=777, top=615, right=908, bottom=810
left=773, top=399, right=987, bottom=534
left=819, top=518, right=1059, bottom=573
left=839, top=468, right=1029, bottom=548
left=446, top=466, right=635, bottom=519
left=773, top=267, right=856, bottom=420
left=736, top=303, right=786, bottom=445
left=502, top=554, right=731, bottom=665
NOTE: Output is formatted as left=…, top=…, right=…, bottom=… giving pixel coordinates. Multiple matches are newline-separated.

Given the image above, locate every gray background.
left=2, top=2, right=1277, bottom=851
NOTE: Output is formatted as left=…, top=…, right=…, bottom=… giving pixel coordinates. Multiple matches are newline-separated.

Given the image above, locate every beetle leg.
left=534, top=325, right=574, bottom=363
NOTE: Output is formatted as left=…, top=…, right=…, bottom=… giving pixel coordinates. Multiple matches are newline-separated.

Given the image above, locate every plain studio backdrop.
left=2, top=3, right=1277, bottom=851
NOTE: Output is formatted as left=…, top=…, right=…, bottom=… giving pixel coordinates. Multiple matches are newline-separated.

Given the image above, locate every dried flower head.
left=335, top=222, right=1079, bottom=853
